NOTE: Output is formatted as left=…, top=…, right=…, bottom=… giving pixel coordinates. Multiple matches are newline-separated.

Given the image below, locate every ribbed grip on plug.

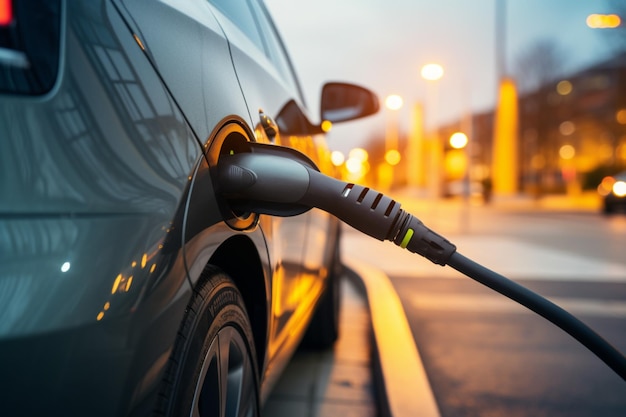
left=299, top=174, right=403, bottom=242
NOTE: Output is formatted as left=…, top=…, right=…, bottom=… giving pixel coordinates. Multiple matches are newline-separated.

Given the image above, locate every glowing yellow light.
left=385, top=149, right=401, bottom=166
left=125, top=276, right=133, bottom=292
left=150, top=263, right=157, bottom=273
left=445, top=150, right=467, bottom=177
left=598, top=184, right=611, bottom=197
left=345, top=157, right=363, bottom=174
left=133, top=34, right=145, bottom=50
left=587, top=14, right=601, bottom=28
left=559, top=144, right=576, bottom=160
left=587, top=14, right=621, bottom=29
left=385, top=94, right=404, bottom=111
left=602, top=176, right=615, bottom=188
left=616, top=109, right=626, bottom=124
left=349, top=148, right=369, bottom=162
left=321, top=120, right=333, bottom=132
left=97, top=312, right=105, bottom=321
left=421, top=63, right=444, bottom=81
left=330, top=150, right=345, bottom=166
left=598, top=176, right=616, bottom=196
left=131, top=261, right=137, bottom=268
left=614, top=181, right=626, bottom=197
left=556, top=80, right=573, bottom=95
left=449, top=132, right=468, bottom=149
left=141, top=253, right=147, bottom=269
left=492, top=78, right=518, bottom=194
left=111, top=274, right=123, bottom=294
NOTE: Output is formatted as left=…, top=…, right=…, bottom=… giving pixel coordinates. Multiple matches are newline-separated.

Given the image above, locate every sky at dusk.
left=265, top=0, right=621, bottom=154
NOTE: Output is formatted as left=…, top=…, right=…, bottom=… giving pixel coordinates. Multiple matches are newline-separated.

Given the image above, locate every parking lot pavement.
left=262, top=271, right=378, bottom=417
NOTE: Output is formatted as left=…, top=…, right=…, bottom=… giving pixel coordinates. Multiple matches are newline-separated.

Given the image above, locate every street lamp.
left=345, top=148, right=369, bottom=183
left=448, top=130, right=473, bottom=231
left=381, top=94, right=404, bottom=188
left=330, top=150, right=345, bottom=167
left=449, top=132, right=469, bottom=149
left=421, top=63, right=444, bottom=199
left=385, top=94, right=404, bottom=111
left=447, top=131, right=469, bottom=182
left=384, top=95, right=404, bottom=154
left=586, top=14, right=621, bottom=29
left=420, top=63, right=444, bottom=81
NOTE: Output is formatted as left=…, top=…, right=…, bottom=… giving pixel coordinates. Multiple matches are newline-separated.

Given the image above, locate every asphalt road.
left=342, top=195, right=626, bottom=417
left=390, top=276, right=626, bottom=417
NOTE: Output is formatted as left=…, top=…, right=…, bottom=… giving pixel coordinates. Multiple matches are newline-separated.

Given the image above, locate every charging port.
left=207, top=122, right=257, bottom=231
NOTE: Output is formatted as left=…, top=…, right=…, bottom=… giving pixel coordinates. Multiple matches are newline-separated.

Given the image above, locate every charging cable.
left=217, top=143, right=626, bottom=381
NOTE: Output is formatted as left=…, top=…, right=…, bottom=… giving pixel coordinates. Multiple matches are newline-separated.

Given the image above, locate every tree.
left=514, top=40, right=567, bottom=194
left=514, top=39, right=567, bottom=94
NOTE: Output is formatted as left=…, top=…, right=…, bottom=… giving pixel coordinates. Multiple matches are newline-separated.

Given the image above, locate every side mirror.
left=320, top=82, right=379, bottom=124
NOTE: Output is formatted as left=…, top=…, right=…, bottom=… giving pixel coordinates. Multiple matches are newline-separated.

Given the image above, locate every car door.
left=205, top=0, right=332, bottom=359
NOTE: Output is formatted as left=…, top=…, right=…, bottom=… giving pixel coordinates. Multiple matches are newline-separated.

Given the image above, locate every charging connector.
left=218, top=145, right=456, bottom=265
left=216, top=143, right=626, bottom=381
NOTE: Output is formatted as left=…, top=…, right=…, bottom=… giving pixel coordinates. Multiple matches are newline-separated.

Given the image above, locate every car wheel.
left=301, top=235, right=343, bottom=350
left=157, top=266, right=259, bottom=417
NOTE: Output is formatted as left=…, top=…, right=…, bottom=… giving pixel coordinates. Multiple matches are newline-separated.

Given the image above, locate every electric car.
left=0, top=1, right=378, bottom=416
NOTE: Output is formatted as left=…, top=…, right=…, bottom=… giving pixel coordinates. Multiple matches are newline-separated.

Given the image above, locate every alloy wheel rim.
left=191, top=326, right=257, bottom=417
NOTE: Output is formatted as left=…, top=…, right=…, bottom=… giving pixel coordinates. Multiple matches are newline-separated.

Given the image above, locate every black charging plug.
left=218, top=144, right=456, bottom=266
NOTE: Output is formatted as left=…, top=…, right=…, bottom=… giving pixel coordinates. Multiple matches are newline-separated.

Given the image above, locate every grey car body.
left=0, top=1, right=377, bottom=415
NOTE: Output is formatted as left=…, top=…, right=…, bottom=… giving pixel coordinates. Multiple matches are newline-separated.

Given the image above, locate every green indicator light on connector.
left=229, top=149, right=235, bottom=155
left=400, top=228, right=414, bottom=249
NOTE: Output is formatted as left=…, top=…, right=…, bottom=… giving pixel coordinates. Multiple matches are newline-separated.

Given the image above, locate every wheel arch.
left=184, top=117, right=270, bottom=377
left=208, top=234, right=269, bottom=375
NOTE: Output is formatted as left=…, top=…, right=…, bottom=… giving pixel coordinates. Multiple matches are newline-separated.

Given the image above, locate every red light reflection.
left=0, top=0, right=12, bottom=26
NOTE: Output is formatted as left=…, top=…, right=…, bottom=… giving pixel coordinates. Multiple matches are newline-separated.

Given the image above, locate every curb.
left=344, top=259, right=441, bottom=417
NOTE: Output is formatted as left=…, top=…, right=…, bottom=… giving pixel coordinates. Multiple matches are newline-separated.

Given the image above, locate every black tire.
left=156, top=266, right=259, bottom=417
left=301, top=236, right=343, bottom=350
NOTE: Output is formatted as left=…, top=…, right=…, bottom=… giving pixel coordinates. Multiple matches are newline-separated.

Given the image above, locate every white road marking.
left=342, top=232, right=626, bottom=282
left=408, top=293, right=626, bottom=318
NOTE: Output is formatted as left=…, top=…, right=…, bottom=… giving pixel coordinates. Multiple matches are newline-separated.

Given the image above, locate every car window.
left=208, top=0, right=302, bottom=102
left=207, top=0, right=267, bottom=54
left=248, top=0, right=302, bottom=100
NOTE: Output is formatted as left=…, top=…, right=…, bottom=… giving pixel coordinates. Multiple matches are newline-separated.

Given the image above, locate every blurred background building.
left=361, top=51, right=626, bottom=200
